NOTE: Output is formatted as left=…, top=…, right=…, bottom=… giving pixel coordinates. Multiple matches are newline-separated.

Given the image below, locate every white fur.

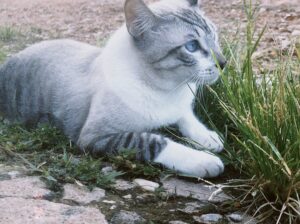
left=154, top=139, right=224, bottom=178
left=178, top=111, right=224, bottom=152
left=100, top=26, right=195, bottom=128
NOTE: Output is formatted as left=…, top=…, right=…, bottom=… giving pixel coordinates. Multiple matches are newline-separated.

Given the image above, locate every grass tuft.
left=0, top=26, right=18, bottom=42
left=197, top=1, right=300, bottom=223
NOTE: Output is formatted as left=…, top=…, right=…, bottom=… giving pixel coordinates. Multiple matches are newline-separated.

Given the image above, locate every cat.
left=0, top=0, right=227, bottom=178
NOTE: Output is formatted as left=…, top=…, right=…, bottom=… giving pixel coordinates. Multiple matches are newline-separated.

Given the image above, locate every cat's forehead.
left=150, top=0, right=216, bottom=38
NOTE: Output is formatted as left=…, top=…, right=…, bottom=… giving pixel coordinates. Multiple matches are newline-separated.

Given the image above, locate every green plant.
left=197, top=2, right=300, bottom=223
left=0, top=26, right=18, bottom=42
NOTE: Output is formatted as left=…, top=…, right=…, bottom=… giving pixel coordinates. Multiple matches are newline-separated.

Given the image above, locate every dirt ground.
left=0, top=0, right=300, bottom=51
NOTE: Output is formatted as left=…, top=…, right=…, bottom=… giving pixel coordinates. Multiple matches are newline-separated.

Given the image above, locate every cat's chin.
left=195, top=74, right=220, bottom=86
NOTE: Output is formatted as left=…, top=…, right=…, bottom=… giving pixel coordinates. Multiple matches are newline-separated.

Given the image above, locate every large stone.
left=0, top=176, right=51, bottom=199
left=110, top=210, right=146, bottom=224
left=162, top=178, right=231, bottom=203
left=62, top=183, right=105, bottom=205
left=0, top=197, right=107, bottom=224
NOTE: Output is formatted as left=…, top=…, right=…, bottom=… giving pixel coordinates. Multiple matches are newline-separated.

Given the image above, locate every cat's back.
left=13, top=39, right=101, bottom=73
left=0, top=39, right=102, bottom=123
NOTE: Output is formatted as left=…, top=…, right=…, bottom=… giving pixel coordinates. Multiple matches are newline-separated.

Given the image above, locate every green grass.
left=0, top=26, right=18, bottom=42
left=0, top=123, right=124, bottom=190
left=196, top=3, right=300, bottom=223
left=0, top=121, right=164, bottom=191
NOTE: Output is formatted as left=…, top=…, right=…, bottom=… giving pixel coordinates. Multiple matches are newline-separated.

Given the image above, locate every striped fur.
left=91, top=133, right=167, bottom=162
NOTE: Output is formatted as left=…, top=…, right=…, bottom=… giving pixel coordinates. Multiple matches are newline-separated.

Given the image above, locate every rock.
left=177, top=202, right=212, bottom=214
left=227, top=213, right=243, bottom=222
left=136, top=193, right=156, bottom=203
left=0, top=176, right=52, bottom=199
left=0, top=197, right=107, bottom=224
left=292, top=30, right=300, bottom=37
left=169, top=221, right=189, bottom=224
left=101, top=166, right=113, bottom=174
left=162, top=178, right=231, bottom=203
left=193, top=214, right=223, bottom=223
left=110, top=205, right=117, bottom=210
left=62, top=183, right=105, bottom=205
left=122, top=194, right=132, bottom=199
left=110, top=210, right=146, bottom=224
left=103, top=200, right=116, bottom=204
left=0, top=165, right=26, bottom=180
left=133, top=178, right=159, bottom=192
left=113, top=179, right=136, bottom=191
left=227, top=213, right=257, bottom=224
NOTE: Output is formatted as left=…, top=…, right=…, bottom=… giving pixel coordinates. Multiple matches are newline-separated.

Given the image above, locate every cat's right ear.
left=124, top=0, right=157, bottom=38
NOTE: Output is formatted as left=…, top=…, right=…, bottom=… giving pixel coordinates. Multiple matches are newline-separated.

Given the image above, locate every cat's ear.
left=124, top=0, right=157, bottom=37
left=186, top=0, right=201, bottom=7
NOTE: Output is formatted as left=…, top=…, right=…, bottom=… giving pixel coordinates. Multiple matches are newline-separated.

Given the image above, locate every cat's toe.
left=195, top=131, right=224, bottom=153
left=192, top=153, right=224, bottom=178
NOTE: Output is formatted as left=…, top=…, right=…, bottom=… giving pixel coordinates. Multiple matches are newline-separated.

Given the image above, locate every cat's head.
left=124, top=0, right=226, bottom=88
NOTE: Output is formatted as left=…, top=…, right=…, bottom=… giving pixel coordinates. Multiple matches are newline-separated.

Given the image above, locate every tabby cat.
left=0, top=0, right=227, bottom=178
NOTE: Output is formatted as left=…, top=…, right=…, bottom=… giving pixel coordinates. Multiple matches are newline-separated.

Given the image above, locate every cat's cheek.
left=154, top=140, right=224, bottom=178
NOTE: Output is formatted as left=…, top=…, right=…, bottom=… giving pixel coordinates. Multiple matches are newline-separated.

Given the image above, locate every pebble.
left=110, top=210, right=146, bottom=224
left=193, top=214, right=223, bottom=223
left=177, top=202, right=209, bottom=214
left=101, top=166, right=113, bottom=174
left=133, top=178, right=159, bottom=192
left=62, top=184, right=105, bottom=205
left=113, top=179, right=137, bottom=191
left=227, top=213, right=243, bottom=222
left=103, top=200, right=116, bottom=204
left=122, top=194, right=132, bottom=199
left=169, top=221, right=189, bottom=224
left=292, top=30, right=300, bottom=37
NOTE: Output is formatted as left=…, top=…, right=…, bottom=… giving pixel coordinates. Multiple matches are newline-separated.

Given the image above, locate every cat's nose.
left=218, top=58, right=227, bottom=69
left=214, top=52, right=227, bottom=69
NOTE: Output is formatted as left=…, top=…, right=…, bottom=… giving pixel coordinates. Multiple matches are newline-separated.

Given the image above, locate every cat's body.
left=0, top=0, right=226, bottom=177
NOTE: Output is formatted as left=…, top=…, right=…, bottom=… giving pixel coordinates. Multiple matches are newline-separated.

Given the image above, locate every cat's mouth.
left=195, top=68, right=220, bottom=85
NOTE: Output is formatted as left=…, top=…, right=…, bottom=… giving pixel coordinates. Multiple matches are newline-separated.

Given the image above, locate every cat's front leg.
left=177, top=110, right=224, bottom=153
left=78, top=132, right=223, bottom=178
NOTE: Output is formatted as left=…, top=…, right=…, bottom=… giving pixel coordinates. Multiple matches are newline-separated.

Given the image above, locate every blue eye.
left=184, top=40, right=200, bottom=52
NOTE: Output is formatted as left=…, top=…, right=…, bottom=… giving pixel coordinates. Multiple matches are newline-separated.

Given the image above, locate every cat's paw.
left=192, top=131, right=224, bottom=153
left=154, top=140, right=224, bottom=178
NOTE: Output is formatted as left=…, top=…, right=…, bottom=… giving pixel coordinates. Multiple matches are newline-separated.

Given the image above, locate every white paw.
left=192, top=131, right=224, bottom=153
left=154, top=140, right=224, bottom=178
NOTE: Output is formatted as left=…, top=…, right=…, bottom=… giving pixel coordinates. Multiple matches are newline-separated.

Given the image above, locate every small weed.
left=0, top=49, right=6, bottom=64
left=0, top=26, right=19, bottom=42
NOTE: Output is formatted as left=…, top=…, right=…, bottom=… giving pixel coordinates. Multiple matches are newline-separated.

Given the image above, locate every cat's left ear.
left=124, top=0, right=158, bottom=38
left=186, top=0, right=201, bottom=7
